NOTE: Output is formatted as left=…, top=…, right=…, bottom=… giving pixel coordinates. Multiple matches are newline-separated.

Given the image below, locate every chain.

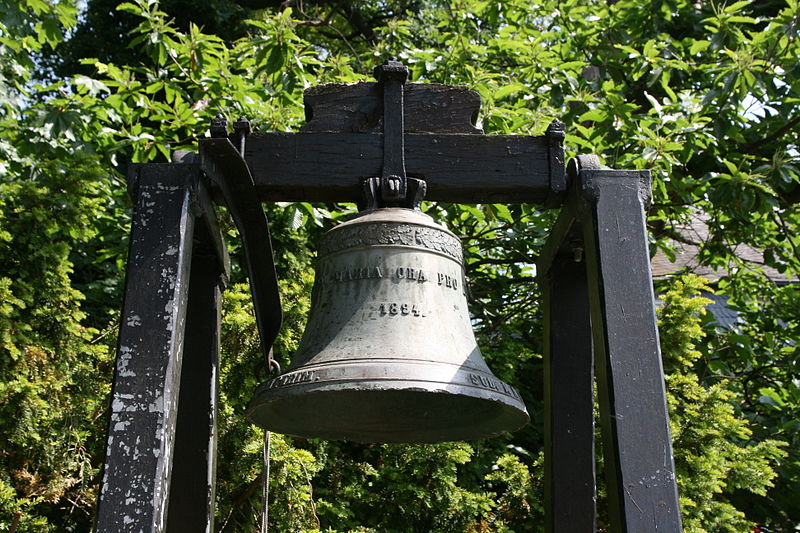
left=261, top=429, right=271, bottom=533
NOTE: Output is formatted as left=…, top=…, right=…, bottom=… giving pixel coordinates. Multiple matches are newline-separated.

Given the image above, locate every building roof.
left=650, top=211, right=796, bottom=283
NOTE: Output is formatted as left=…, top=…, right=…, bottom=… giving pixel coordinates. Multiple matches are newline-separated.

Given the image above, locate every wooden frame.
left=96, top=83, right=681, bottom=532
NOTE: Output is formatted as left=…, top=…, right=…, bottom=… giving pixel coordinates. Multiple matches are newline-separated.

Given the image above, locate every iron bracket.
left=361, top=175, right=426, bottom=210
left=544, top=120, right=567, bottom=208
left=372, top=59, right=422, bottom=207
left=200, top=123, right=283, bottom=367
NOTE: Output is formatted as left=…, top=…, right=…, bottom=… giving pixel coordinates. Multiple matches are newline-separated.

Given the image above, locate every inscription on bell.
left=332, top=265, right=432, bottom=283
left=268, top=370, right=316, bottom=389
left=333, top=266, right=383, bottom=282
left=395, top=267, right=427, bottom=282
left=378, top=302, right=426, bottom=317
left=469, top=373, right=521, bottom=399
left=437, top=273, right=458, bottom=290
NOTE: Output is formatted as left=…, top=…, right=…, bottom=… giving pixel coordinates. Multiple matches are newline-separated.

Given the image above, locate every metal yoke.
left=362, top=60, right=427, bottom=209
left=376, top=59, right=409, bottom=202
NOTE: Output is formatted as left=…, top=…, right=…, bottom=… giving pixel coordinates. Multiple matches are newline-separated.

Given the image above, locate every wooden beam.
left=199, top=132, right=553, bottom=204
left=301, top=82, right=482, bottom=134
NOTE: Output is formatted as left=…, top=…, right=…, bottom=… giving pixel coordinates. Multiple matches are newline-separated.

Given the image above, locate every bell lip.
left=247, top=390, right=530, bottom=443
left=246, top=375, right=530, bottom=443
left=252, top=357, right=525, bottom=400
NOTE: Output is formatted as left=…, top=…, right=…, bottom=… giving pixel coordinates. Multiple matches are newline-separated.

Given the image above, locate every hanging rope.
left=261, top=429, right=271, bottom=533
left=260, top=358, right=280, bottom=533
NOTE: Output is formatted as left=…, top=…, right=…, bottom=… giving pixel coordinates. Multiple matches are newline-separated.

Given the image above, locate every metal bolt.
left=571, top=242, right=584, bottom=263
left=374, top=59, right=409, bottom=84
left=210, top=116, right=228, bottom=138
left=233, top=117, right=252, bottom=156
left=233, top=117, right=252, bottom=135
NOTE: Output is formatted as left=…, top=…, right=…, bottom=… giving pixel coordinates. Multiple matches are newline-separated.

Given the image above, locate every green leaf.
left=689, top=40, right=711, bottom=55
left=723, top=0, right=751, bottom=14
left=116, top=2, right=142, bottom=15
left=490, top=203, right=514, bottom=223
left=578, top=108, right=607, bottom=122
left=73, top=75, right=110, bottom=95
left=493, top=82, right=526, bottom=100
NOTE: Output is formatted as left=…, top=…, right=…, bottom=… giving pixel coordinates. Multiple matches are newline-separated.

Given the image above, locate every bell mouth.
left=246, top=361, right=529, bottom=443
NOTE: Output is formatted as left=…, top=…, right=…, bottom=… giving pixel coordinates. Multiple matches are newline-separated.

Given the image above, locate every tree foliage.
left=1, top=0, right=799, bottom=531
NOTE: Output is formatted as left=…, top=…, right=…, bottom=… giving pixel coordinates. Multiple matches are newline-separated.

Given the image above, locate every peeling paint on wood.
left=97, top=166, right=207, bottom=533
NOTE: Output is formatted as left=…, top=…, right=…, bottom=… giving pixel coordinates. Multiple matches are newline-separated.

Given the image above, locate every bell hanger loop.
left=361, top=176, right=426, bottom=210
left=363, top=59, right=427, bottom=211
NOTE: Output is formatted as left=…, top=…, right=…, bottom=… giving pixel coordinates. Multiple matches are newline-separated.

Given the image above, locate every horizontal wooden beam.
left=199, top=132, right=556, bottom=204
left=301, top=82, right=482, bottom=134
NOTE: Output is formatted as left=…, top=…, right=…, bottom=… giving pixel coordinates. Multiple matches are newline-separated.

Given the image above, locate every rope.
left=260, top=358, right=280, bottom=533
left=261, top=429, right=271, bottom=533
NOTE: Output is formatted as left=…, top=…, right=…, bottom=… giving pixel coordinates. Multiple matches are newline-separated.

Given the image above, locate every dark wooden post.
left=538, top=193, right=597, bottom=533
left=579, top=167, right=682, bottom=532
left=541, top=252, right=596, bottom=532
left=96, top=162, right=228, bottom=533
left=166, top=188, right=227, bottom=532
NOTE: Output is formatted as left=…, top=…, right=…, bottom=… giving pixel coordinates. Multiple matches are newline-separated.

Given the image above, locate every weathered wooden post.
left=96, top=158, right=228, bottom=532
left=538, top=155, right=682, bottom=531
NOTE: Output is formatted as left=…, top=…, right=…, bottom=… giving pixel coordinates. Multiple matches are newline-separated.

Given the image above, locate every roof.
left=650, top=211, right=797, bottom=283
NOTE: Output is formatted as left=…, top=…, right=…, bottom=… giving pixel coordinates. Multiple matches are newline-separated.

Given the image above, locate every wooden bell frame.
left=96, top=73, right=682, bottom=532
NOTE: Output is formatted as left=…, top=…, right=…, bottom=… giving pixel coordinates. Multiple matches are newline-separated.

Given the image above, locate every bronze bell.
left=246, top=206, right=529, bottom=443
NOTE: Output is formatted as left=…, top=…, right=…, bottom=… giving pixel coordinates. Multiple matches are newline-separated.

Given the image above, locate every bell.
left=246, top=207, right=529, bottom=442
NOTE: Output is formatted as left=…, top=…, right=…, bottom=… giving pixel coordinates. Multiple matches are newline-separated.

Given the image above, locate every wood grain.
left=301, top=82, right=482, bottom=134
left=221, top=132, right=552, bottom=204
